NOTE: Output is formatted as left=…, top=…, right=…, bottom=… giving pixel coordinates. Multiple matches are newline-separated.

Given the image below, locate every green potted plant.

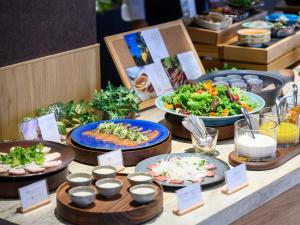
left=90, top=82, right=140, bottom=119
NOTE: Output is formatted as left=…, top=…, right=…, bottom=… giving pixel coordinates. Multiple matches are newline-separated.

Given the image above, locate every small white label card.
left=180, top=0, right=197, bottom=18
left=145, top=63, right=174, bottom=96
left=18, top=119, right=39, bottom=140
left=223, top=164, right=248, bottom=194
left=97, top=149, right=125, bottom=171
left=37, top=113, right=61, bottom=143
left=141, top=28, right=169, bottom=63
left=174, top=183, right=204, bottom=216
left=177, top=51, right=203, bottom=81
left=18, top=179, right=50, bottom=213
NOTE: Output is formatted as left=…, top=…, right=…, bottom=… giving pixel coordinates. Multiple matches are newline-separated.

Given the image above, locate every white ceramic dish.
left=69, top=186, right=96, bottom=208
left=195, top=13, right=233, bottom=31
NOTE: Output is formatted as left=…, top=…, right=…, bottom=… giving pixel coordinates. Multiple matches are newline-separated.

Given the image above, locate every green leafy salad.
left=0, top=144, right=46, bottom=167
left=162, top=81, right=256, bottom=117
left=97, top=122, right=148, bottom=142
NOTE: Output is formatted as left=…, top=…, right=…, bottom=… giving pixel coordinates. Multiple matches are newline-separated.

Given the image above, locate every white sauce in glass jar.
left=235, top=134, right=276, bottom=158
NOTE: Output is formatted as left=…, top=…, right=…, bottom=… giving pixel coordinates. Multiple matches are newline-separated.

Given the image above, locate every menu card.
left=97, top=149, right=124, bottom=171
left=37, top=113, right=61, bottom=143
left=18, top=180, right=50, bottom=212
left=18, top=119, right=39, bottom=140
left=225, top=164, right=248, bottom=192
left=175, top=183, right=203, bottom=214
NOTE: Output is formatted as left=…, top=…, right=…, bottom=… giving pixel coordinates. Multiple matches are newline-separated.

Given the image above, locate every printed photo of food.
left=124, top=32, right=154, bottom=67
left=126, top=66, right=156, bottom=101
left=161, top=55, right=187, bottom=89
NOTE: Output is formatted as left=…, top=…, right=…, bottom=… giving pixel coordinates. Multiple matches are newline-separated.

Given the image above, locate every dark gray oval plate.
left=135, top=153, right=230, bottom=188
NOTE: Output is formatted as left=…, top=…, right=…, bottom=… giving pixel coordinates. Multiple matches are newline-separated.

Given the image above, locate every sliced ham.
left=191, top=178, right=203, bottom=183
left=42, top=147, right=52, bottom=154
left=43, top=160, right=62, bottom=168
left=168, top=179, right=184, bottom=184
left=45, top=152, right=61, bottom=162
left=206, top=170, right=216, bottom=177
left=205, top=163, right=216, bottom=170
left=25, top=165, right=45, bottom=173
left=0, top=167, right=7, bottom=173
left=155, top=176, right=167, bottom=182
left=146, top=164, right=157, bottom=170
left=9, top=168, right=26, bottom=175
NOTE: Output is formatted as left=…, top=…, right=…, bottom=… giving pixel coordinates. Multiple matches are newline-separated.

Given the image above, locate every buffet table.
left=2, top=107, right=300, bottom=225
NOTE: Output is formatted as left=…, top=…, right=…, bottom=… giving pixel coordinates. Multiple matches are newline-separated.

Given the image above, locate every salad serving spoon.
left=292, top=83, right=298, bottom=107
left=275, top=96, right=282, bottom=125
left=182, top=115, right=212, bottom=147
left=241, top=107, right=255, bottom=139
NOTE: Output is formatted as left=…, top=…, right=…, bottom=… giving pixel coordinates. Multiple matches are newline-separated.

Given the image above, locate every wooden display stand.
left=274, top=0, right=300, bottom=13
left=223, top=30, right=300, bottom=64
left=105, top=20, right=205, bottom=110
left=66, top=131, right=172, bottom=166
left=17, top=199, right=51, bottom=213
left=221, top=183, right=249, bottom=195
left=187, top=10, right=267, bottom=46
left=228, top=144, right=300, bottom=170
left=187, top=10, right=267, bottom=60
left=163, top=113, right=234, bottom=141
left=201, top=46, right=300, bottom=71
left=173, top=202, right=204, bottom=216
left=56, top=174, right=163, bottom=225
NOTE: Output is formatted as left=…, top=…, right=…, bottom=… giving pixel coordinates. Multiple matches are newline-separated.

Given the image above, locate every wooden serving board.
left=228, top=144, right=300, bottom=170
left=56, top=174, right=163, bottom=225
left=163, top=113, right=234, bottom=141
left=66, top=131, right=172, bottom=166
left=0, top=140, right=74, bottom=198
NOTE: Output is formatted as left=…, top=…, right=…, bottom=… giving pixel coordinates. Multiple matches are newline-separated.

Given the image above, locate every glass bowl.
left=234, top=117, right=277, bottom=161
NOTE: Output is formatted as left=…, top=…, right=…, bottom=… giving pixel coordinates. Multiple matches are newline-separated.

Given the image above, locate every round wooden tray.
left=56, top=174, right=163, bottom=225
left=228, top=144, right=300, bottom=170
left=66, top=131, right=172, bottom=166
left=163, top=113, right=234, bottom=141
left=0, top=140, right=74, bottom=198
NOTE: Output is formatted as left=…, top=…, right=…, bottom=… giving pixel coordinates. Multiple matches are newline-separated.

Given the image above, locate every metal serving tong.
left=182, top=115, right=212, bottom=147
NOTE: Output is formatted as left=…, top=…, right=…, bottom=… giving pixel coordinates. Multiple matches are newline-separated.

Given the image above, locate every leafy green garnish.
left=22, top=100, right=100, bottom=135
left=90, top=82, right=140, bottom=119
left=0, top=144, right=46, bottom=167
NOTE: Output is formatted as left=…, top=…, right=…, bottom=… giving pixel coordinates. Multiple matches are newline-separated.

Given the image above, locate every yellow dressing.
left=260, top=121, right=300, bottom=145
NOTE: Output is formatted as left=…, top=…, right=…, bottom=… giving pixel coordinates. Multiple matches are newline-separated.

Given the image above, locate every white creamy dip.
left=130, top=175, right=151, bottom=182
left=72, top=191, right=93, bottom=197
left=131, top=187, right=155, bottom=195
left=70, top=177, right=90, bottom=182
left=94, top=168, right=115, bottom=175
left=235, top=133, right=276, bottom=158
left=99, top=182, right=120, bottom=188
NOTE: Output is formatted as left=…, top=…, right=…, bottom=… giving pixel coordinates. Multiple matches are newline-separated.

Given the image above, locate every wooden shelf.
left=187, top=10, right=267, bottom=45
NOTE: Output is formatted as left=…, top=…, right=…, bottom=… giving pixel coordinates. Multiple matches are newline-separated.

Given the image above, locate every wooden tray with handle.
left=56, top=174, right=163, bottom=225
left=228, top=144, right=300, bottom=170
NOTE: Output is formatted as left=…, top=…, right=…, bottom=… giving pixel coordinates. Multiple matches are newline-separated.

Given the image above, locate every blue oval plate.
left=135, top=153, right=230, bottom=188
left=155, top=91, right=265, bottom=126
left=266, top=13, right=300, bottom=25
left=71, top=119, right=169, bottom=151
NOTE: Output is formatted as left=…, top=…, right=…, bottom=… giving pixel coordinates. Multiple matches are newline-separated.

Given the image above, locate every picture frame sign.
left=105, top=20, right=205, bottom=109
